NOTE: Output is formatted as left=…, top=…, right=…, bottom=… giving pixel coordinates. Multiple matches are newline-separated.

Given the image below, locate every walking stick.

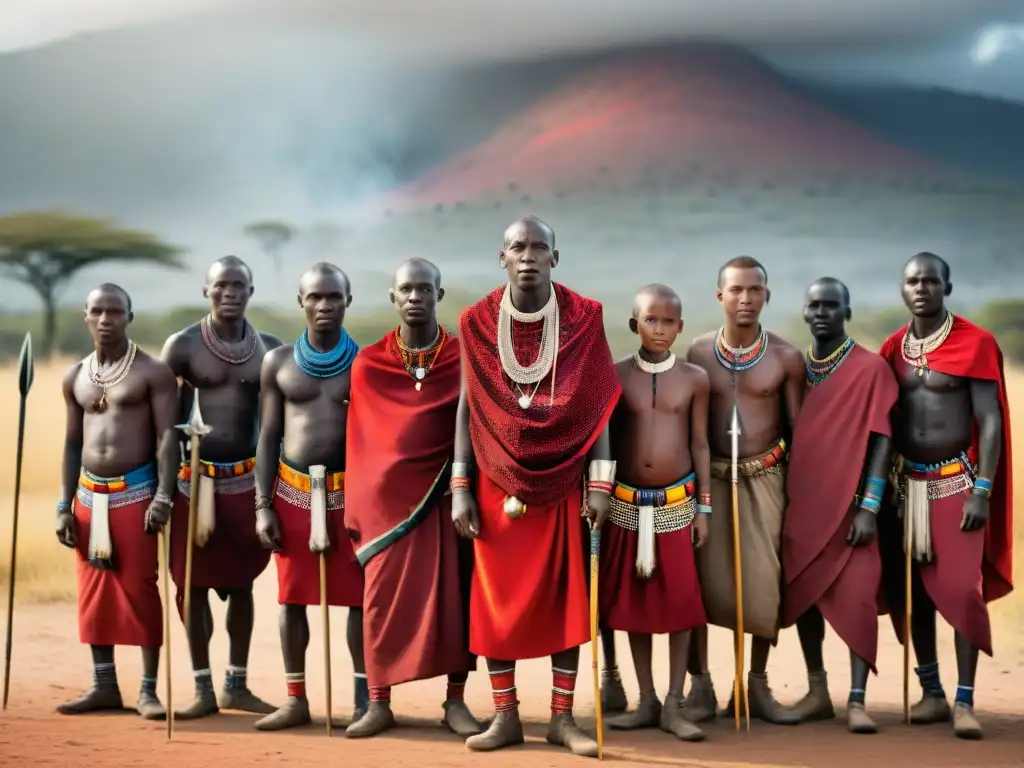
left=176, top=391, right=212, bottom=647
left=729, top=403, right=749, bottom=733
left=320, top=554, right=332, bottom=737
left=161, top=529, right=172, bottom=740
left=589, top=521, right=603, bottom=760
left=903, top=501, right=912, bottom=725
left=2, top=333, right=34, bottom=711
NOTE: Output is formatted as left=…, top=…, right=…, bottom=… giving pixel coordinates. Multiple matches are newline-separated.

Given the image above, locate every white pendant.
left=415, top=367, right=426, bottom=380
left=518, top=395, right=530, bottom=409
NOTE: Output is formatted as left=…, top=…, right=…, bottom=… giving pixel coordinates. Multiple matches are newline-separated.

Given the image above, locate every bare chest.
left=74, top=368, right=148, bottom=413
left=278, top=362, right=351, bottom=406
left=896, top=359, right=965, bottom=394
left=706, top=355, right=785, bottom=404
left=185, top=339, right=265, bottom=387
left=621, top=369, right=692, bottom=414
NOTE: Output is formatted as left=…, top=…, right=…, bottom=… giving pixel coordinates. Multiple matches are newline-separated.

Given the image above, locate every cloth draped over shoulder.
left=878, top=315, right=1014, bottom=603
left=345, top=330, right=461, bottom=564
left=458, top=283, right=621, bottom=504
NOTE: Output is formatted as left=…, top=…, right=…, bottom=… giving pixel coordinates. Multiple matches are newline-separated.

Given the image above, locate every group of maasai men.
left=53, top=214, right=1012, bottom=758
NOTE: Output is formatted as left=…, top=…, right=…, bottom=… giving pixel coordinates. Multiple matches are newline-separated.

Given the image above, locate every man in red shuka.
left=781, top=277, right=898, bottom=734
left=878, top=252, right=1013, bottom=740
left=452, top=215, right=621, bottom=758
left=343, top=258, right=482, bottom=739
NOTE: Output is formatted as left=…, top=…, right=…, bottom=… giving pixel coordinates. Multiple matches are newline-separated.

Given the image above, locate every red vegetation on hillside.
left=385, top=48, right=941, bottom=210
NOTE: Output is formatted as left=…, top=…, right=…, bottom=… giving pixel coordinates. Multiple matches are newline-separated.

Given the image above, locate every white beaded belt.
left=897, top=470, right=973, bottom=501
left=177, top=472, right=255, bottom=498
left=274, top=477, right=345, bottom=511
left=608, top=495, right=696, bottom=534
left=76, top=483, right=155, bottom=510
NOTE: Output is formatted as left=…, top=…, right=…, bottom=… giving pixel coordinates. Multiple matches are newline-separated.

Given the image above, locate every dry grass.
left=0, top=358, right=1020, bottom=632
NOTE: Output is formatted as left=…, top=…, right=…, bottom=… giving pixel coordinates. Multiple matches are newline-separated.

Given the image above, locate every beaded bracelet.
left=56, top=501, right=72, bottom=516
left=450, top=476, right=471, bottom=493
left=972, top=477, right=993, bottom=497
left=699, top=491, right=711, bottom=506
left=255, top=495, right=274, bottom=512
left=586, top=480, right=613, bottom=496
left=859, top=496, right=881, bottom=512
left=697, top=504, right=712, bottom=516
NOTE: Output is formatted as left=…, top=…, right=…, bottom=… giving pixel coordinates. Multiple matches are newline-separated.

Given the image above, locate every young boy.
left=599, top=283, right=711, bottom=741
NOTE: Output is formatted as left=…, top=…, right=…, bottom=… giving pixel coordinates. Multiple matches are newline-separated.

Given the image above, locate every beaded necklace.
left=901, top=311, right=954, bottom=377
left=714, top=325, right=768, bottom=373
left=87, top=340, right=138, bottom=413
left=394, top=324, right=447, bottom=391
left=201, top=314, right=258, bottom=364
left=632, top=352, right=676, bottom=407
left=498, top=283, right=560, bottom=409
left=805, top=336, right=855, bottom=387
left=293, top=328, right=359, bottom=379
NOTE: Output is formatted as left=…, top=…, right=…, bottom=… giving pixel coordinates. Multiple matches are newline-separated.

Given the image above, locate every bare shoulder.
left=676, top=359, right=710, bottom=390
left=161, top=323, right=199, bottom=364
left=259, top=330, right=285, bottom=350
left=684, top=332, right=716, bottom=363
left=768, top=332, right=804, bottom=369
left=262, top=344, right=293, bottom=375
left=136, top=348, right=177, bottom=386
left=62, top=360, right=84, bottom=397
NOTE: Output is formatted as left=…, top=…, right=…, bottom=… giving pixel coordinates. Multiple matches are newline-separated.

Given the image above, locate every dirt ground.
left=0, top=565, right=1021, bottom=768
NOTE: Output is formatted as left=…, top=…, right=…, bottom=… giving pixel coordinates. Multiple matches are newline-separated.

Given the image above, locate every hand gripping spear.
left=729, top=401, right=750, bottom=733
left=174, top=389, right=212, bottom=735
left=2, top=333, right=34, bottom=711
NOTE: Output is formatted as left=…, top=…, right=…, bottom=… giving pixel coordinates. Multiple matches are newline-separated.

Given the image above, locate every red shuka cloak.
left=459, top=283, right=622, bottom=505
left=344, top=330, right=472, bottom=686
left=879, top=315, right=1014, bottom=603
left=782, top=344, right=898, bottom=667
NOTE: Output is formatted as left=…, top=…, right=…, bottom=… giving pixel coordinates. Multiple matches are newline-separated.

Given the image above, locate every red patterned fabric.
left=459, top=283, right=621, bottom=504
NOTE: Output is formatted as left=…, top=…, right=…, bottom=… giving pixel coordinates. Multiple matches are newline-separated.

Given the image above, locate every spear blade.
left=17, top=333, right=34, bottom=398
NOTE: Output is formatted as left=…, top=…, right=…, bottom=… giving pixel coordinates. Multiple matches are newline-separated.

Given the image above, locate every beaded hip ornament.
left=87, top=340, right=138, bottom=413
left=497, top=284, right=560, bottom=409
left=901, top=311, right=954, bottom=377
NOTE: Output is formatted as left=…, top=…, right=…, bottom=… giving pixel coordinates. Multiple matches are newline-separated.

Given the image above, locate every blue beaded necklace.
left=294, top=327, right=359, bottom=378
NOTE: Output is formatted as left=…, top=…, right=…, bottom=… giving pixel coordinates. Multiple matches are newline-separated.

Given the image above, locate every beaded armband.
left=972, top=477, right=993, bottom=498
left=255, top=495, right=274, bottom=512
left=859, top=476, right=885, bottom=513
left=450, top=462, right=472, bottom=494
left=56, top=501, right=72, bottom=518
left=587, top=460, right=616, bottom=496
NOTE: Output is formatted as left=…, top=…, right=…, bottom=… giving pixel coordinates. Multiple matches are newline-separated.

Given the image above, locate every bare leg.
left=547, top=646, right=599, bottom=757
left=600, top=625, right=627, bottom=712
left=347, top=608, right=368, bottom=718
left=219, top=586, right=274, bottom=713
left=662, top=630, right=704, bottom=741
left=791, top=608, right=835, bottom=722
left=908, top=575, right=951, bottom=724
left=846, top=651, right=877, bottom=734
left=951, top=632, right=983, bottom=739
left=57, top=645, right=123, bottom=714
left=681, top=625, right=717, bottom=723
left=136, top=646, right=165, bottom=719
left=608, top=633, right=660, bottom=730
left=176, top=588, right=218, bottom=719
left=254, top=605, right=311, bottom=730
left=466, top=659, right=525, bottom=751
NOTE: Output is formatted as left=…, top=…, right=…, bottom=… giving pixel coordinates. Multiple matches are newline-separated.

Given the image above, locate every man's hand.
left=961, top=494, right=990, bottom=532
left=256, top=506, right=282, bottom=551
left=586, top=490, right=610, bottom=530
left=144, top=495, right=172, bottom=534
left=692, top=515, right=709, bottom=549
left=452, top=492, right=480, bottom=539
left=846, top=508, right=877, bottom=547
left=55, top=510, right=76, bottom=548
left=309, top=531, right=332, bottom=555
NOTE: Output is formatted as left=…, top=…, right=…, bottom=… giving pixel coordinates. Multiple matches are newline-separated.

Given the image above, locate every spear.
left=589, top=522, right=603, bottom=760
left=3, top=333, right=34, bottom=710
left=729, top=402, right=750, bottom=733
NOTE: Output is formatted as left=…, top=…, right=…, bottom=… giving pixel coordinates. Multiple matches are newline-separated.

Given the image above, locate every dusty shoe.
left=660, top=694, right=705, bottom=741
left=746, top=672, right=800, bottom=725
left=136, top=691, right=166, bottom=721
left=547, top=712, right=599, bottom=758
left=846, top=702, right=877, bottom=734
left=175, top=685, right=218, bottom=721
left=443, top=699, right=484, bottom=737
left=345, top=701, right=395, bottom=738
left=910, top=694, right=951, bottom=725
left=466, top=710, right=525, bottom=751
left=952, top=702, right=983, bottom=740
left=56, top=686, right=123, bottom=715
left=608, top=694, right=661, bottom=730
left=791, top=671, right=836, bottom=722
left=254, top=696, right=312, bottom=731
left=218, top=686, right=275, bottom=715
left=682, top=674, right=718, bottom=723
left=601, top=669, right=628, bottom=713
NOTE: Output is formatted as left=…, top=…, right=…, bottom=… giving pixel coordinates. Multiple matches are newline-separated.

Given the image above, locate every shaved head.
left=806, top=276, right=850, bottom=306
left=503, top=214, right=555, bottom=249
left=632, top=283, right=682, bottom=319
left=300, top=261, right=350, bottom=295
left=205, top=254, right=252, bottom=284
left=718, top=255, right=767, bottom=287
left=392, top=257, right=441, bottom=289
left=905, top=251, right=951, bottom=283
left=87, top=282, right=132, bottom=312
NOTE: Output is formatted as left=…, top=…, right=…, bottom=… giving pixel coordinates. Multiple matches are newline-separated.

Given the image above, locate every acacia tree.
left=244, top=220, right=296, bottom=274
left=0, top=211, right=184, bottom=356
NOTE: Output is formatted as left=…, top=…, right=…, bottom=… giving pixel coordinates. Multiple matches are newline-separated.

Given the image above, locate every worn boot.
left=952, top=702, right=983, bottom=740
left=681, top=673, right=718, bottom=723
left=57, top=685, right=123, bottom=715
left=135, top=680, right=166, bottom=721
left=846, top=701, right=877, bottom=734
left=466, top=710, right=525, bottom=751
left=345, top=700, right=396, bottom=738
left=175, top=675, right=218, bottom=721
left=910, top=694, right=951, bottom=725
left=608, top=693, right=661, bottom=730
left=722, top=672, right=800, bottom=725
left=443, top=699, right=484, bottom=737
left=254, top=696, right=312, bottom=731
left=790, top=670, right=836, bottom=722
left=601, top=667, right=628, bottom=713
left=547, top=712, right=599, bottom=758
left=219, top=668, right=275, bottom=714
left=661, top=694, right=705, bottom=742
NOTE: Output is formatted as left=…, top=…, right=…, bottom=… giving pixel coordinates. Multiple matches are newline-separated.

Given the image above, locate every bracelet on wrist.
left=451, top=462, right=472, bottom=479
left=972, top=477, right=993, bottom=497
left=586, top=480, right=613, bottom=496
left=698, top=491, right=711, bottom=507
left=587, top=459, right=616, bottom=486
left=450, top=476, right=471, bottom=493
left=56, top=502, right=72, bottom=516
left=696, top=503, right=712, bottom=516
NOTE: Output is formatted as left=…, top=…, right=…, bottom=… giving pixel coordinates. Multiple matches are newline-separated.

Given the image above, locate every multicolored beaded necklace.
left=714, top=325, right=768, bottom=372
left=394, top=324, right=448, bottom=391
left=201, top=314, right=258, bottom=364
left=293, top=327, right=359, bottom=378
left=806, top=336, right=855, bottom=387
left=901, top=311, right=954, bottom=377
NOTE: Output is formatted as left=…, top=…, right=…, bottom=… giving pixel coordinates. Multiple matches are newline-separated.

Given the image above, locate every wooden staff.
left=176, top=390, right=212, bottom=646
left=161, top=529, right=173, bottom=739
left=729, top=403, right=750, bottom=732
left=588, top=522, right=603, bottom=760
left=2, top=333, right=34, bottom=711
left=903, top=500, right=912, bottom=725
left=320, top=554, right=332, bottom=737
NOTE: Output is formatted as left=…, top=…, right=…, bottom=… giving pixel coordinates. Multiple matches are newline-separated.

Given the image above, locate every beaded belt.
left=274, top=461, right=345, bottom=510
left=613, top=473, right=696, bottom=508
left=895, top=453, right=974, bottom=501
left=76, top=463, right=158, bottom=510
left=177, top=457, right=256, bottom=497
left=711, top=437, right=787, bottom=479
left=608, top=475, right=697, bottom=535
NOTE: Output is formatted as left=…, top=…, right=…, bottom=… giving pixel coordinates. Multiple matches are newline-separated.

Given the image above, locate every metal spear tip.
left=729, top=404, right=742, bottom=436
left=17, top=332, right=34, bottom=397
left=175, top=388, right=213, bottom=437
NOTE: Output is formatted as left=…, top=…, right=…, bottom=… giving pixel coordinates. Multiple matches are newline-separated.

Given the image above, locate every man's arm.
left=59, top=365, right=85, bottom=508
left=255, top=349, right=286, bottom=503
left=781, top=345, right=806, bottom=439
left=453, top=363, right=473, bottom=466
left=690, top=369, right=712, bottom=503
left=160, top=332, right=192, bottom=454
left=148, top=359, right=182, bottom=502
left=969, top=379, right=1002, bottom=485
